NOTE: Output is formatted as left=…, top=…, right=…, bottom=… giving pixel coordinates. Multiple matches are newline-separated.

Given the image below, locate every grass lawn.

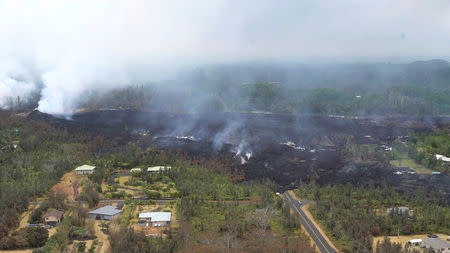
left=118, top=176, right=142, bottom=190
left=390, top=159, right=433, bottom=174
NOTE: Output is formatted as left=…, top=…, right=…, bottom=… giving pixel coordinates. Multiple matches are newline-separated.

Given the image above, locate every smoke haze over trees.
left=1, top=0, right=450, bottom=114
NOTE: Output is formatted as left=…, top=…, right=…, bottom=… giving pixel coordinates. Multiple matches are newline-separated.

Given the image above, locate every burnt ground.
left=27, top=110, right=450, bottom=203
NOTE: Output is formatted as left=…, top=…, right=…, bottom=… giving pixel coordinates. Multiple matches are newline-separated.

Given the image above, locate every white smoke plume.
left=0, top=0, right=449, bottom=114
left=0, top=60, right=37, bottom=109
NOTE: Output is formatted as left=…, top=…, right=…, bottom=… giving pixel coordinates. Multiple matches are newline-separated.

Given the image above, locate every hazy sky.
left=1, top=0, right=450, bottom=113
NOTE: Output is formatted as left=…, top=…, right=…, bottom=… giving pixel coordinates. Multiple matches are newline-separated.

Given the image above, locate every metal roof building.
left=147, top=166, right=171, bottom=173
left=75, top=165, right=96, bottom=175
left=89, top=206, right=122, bottom=220
left=387, top=206, right=410, bottom=215
left=421, top=237, right=450, bottom=252
left=131, top=168, right=142, bottom=173
left=139, top=212, right=171, bottom=222
left=139, top=212, right=172, bottom=227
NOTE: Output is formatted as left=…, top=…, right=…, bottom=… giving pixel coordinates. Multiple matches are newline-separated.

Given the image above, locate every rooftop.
left=44, top=210, right=64, bottom=219
left=139, top=212, right=171, bottom=222
left=89, top=206, right=122, bottom=216
left=387, top=206, right=410, bottom=214
left=75, top=165, right=96, bottom=171
left=147, top=166, right=171, bottom=172
left=435, top=154, right=450, bottom=162
left=422, top=237, right=450, bottom=250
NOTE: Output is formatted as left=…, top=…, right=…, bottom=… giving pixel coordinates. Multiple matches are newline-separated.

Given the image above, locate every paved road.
left=283, top=191, right=337, bottom=253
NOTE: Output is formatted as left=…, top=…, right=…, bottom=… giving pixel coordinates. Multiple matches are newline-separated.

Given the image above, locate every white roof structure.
left=75, top=165, right=96, bottom=172
left=409, top=239, right=422, bottom=244
left=139, top=212, right=171, bottom=222
left=130, top=168, right=142, bottom=173
left=435, top=154, right=450, bottom=162
left=387, top=206, right=410, bottom=214
left=89, top=206, right=122, bottom=216
left=147, top=166, right=171, bottom=172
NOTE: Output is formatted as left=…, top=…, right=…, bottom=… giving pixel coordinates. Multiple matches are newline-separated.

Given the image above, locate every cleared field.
left=16, top=208, right=33, bottom=231
left=51, top=170, right=84, bottom=200
left=390, top=159, right=433, bottom=174
left=118, top=176, right=141, bottom=190
left=373, top=233, right=449, bottom=249
left=0, top=249, right=32, bottom=253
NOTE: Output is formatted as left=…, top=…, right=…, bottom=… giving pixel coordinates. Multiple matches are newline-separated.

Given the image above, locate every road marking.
left=285, top=193, right=333, bottom=253
left=290, top=197, right=329, bottom=253
left=290, top=196, right=331, bottom=253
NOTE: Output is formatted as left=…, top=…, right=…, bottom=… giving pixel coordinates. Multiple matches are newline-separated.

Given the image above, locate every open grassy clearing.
left=390, top=159, right=433, bottom=174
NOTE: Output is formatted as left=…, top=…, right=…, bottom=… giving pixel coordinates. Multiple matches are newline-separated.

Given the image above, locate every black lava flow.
left=28, top=110, right=450, bottom=204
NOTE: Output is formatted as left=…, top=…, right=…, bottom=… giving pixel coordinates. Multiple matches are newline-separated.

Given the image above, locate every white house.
left=387, top=206, right=410, bottom=215
left=131, top=168, right=142, bottom=173
left=435, top=154, right=450, bottom=162
left=75, top=165, right=96, bottom=175
left=138, top=212, right=171, bottom=227
left=130, top=168, right=142, bottom=176
left=147, top=166, right=171, bottom=173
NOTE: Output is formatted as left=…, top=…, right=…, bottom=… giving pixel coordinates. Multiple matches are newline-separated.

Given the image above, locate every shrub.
left=0, top=226, right=48, bottom=250
left=88, top=239, right=98, bottom=253
left=145, top=190, right=161, bottom=199
left=24, top=226, right=49, bottom=247
left=77, top=241, right=86, bottom=252
left=29, top=208, right=43, bottom=224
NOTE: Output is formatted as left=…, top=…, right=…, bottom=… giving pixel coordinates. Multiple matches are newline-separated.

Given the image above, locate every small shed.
left=147, top=166, right=171, bottom=173
left=75, top=165, right=96, bottom=175
left=44, top=210, right=64, bottom=226
left=89, top=206, right=122, bottom=220
left=138, top=212, right=171, bottom=227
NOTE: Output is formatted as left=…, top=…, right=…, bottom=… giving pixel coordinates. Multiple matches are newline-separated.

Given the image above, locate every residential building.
left=89, top=206, right=122, bottom=220
left=386, top=206, right=411, bottom=215
left=421, top=237, right=450, bottom=253
left=435, top=154, right=450, bottom=162
left=130, top=168, right=142, bottom=173
left=44, top=210, right=64, bottom=226
left=138, top=212, right=171, bottom=227
left=147, top=166, right=171, bottom=173
left=75, top=165, right=96, bottom=175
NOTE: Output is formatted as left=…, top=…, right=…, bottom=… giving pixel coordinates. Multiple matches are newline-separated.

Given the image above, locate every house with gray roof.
left=89, top=206, right=122, bottom=220
left=44, top=210, right=64, bottom=226
left=421, top=237, right=450, bottom=253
